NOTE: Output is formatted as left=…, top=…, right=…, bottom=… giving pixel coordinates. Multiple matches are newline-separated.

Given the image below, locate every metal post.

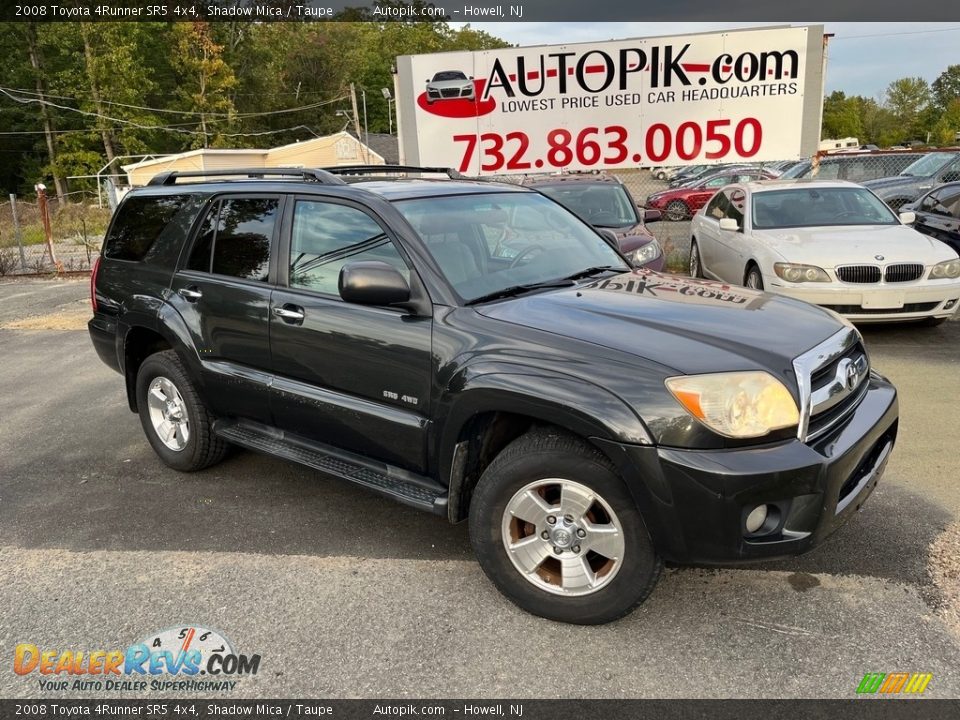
left=35, top=184, right=58, bottom=267
left=362, top=89, right=370, bottom=163
left=10, top=194, right=27, bottom=271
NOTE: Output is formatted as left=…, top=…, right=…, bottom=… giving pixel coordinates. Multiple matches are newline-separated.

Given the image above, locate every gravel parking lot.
left=1, top=277, right=959, bottom=699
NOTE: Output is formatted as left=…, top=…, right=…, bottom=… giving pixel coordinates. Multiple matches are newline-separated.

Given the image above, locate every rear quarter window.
left=104, top=194, right=195, bottom=261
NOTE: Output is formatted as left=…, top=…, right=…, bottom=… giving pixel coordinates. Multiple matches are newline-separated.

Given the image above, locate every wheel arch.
left=436, top=368, right=653, bottom=522
left=121, top=303, right=205, bottom=413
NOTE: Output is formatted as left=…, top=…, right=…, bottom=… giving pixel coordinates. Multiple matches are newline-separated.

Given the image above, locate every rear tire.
left=468, top=429, right=662, bottom=625
left=136, top=350, right=228, bottom=472
left=665, top=200, right=689, bottom=222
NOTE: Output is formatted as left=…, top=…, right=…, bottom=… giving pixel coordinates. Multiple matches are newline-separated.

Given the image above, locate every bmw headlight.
left=930, top=259, right=960, bottom=279
left=629, top=240, right=662, bottom=266
left=773, top=263, right=831, bottom=283
left=665, top=371, right=799, bottom=439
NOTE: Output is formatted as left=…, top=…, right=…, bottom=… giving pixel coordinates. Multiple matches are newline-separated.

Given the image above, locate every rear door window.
left=186, top=197, right=279, bottom=282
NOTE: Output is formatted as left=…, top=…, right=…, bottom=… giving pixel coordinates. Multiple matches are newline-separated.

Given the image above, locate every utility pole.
left=361, top=88, right=370, bottom=163
left=350, top=83, right=362, bottom=142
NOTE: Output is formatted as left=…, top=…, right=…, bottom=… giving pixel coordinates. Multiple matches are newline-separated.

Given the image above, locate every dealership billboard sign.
left=395, top=25, right=826, bottom=175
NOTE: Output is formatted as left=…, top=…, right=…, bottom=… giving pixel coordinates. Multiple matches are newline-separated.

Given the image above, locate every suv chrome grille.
left=884, top=263, right=924, bottom=282
left=836, top=265, right=881, bottom=283
left=793, top=329, right=869, bottom=442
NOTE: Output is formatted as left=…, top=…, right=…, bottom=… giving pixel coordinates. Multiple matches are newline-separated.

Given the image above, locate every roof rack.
left=323, top=165, right=468, bottom=180
left=147, top=167, right=345, bottom=186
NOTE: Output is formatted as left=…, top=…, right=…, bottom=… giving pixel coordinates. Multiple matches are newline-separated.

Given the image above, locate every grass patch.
left=0, top=202, right=111, bottom=248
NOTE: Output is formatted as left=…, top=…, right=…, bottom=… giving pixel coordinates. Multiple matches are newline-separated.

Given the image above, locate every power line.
left=1, top=86, right=348, bottom=119
left=0, top=88, right=329, bottom=138
left=833, top=26, right=960, bottom=41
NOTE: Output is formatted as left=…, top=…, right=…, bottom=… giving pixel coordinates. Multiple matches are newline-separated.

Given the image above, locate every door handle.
left=273, top=304, right=305, bottom=323
left=178, top=287, right=202, bottom=302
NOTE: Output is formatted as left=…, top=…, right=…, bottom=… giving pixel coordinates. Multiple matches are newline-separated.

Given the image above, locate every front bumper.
left=769, top=279, right=960, bottom=322
left=598, top=372, right=899, bottom=564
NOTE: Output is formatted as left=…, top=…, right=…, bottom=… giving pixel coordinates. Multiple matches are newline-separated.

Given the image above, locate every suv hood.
left=475, top=270, right=844, bottom=377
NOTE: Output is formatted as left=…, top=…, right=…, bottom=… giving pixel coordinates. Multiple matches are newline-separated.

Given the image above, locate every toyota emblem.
left=846, top=362, right=859, bottom=390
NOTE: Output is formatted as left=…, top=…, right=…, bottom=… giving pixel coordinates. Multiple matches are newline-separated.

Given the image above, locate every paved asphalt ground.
left=1, top=278, right=958, bottom=699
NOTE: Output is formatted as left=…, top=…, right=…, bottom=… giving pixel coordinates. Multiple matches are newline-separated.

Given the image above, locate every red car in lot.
left=646, top=168, right=778, bottom=220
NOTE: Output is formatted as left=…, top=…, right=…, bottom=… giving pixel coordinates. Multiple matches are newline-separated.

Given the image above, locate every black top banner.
left=1, top=0, right=959, bottom=22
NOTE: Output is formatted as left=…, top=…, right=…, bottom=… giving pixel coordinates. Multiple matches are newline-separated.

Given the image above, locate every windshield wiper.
left=465, top=279, right=575, bottom=306
left=563, top=265, right=624, bottom=281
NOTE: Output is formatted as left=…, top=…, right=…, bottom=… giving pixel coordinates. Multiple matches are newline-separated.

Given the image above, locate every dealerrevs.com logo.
left=14, top=625, right=261, bottom=693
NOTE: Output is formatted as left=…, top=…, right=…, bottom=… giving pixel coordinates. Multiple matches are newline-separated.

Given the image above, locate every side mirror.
left=643, top=208, right=662, bottom=224
left=339, top=261, right=410, bottom=306
left=598, top=228, right=620, bottom=251
left=719, top=218, right=739, bottom=231
left=468, top=76, right=474, bottom=80
left=898, top=211, right=916, bottom=225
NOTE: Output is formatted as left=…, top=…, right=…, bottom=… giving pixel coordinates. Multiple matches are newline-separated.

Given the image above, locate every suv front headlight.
left=773, top=263, right=831, bottom=283
left=629, top=240, right=661, bottom=266
left=665, top=371, right=799, bottom=439
left=930, top=259, right=960, bottom=279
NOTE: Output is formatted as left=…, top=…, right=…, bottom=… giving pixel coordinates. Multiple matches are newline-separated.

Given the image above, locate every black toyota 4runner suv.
left=90, top=166, right=899, bottom=624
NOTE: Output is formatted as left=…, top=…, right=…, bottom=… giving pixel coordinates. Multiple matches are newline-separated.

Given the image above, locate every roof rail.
left=323, top=165, right=468, bottom=180
left=147, top=167, right=345, bottom=186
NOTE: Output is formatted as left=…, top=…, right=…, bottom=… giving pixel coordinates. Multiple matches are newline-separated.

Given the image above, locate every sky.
left=450, top=22, right=960, bottom=99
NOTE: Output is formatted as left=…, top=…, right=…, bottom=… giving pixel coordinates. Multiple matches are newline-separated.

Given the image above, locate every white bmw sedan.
left=689, top=180, right=960, bottom=325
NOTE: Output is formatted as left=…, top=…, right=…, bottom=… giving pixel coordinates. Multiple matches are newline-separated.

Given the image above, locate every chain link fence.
left=0, top=193, right=109, bottom=277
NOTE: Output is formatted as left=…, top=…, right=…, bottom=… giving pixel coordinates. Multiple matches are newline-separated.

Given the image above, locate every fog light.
left=745, top=505, right=769, bottom=534
left=944, top=298, right=958, bottom=310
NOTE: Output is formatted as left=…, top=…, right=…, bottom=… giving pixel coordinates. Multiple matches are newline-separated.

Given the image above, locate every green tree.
left=930, top=99, right=960, bottom=145
left=171, top=22, right=238, bottom=148
left=932, top=65, right=960, bottom=112
left=885, top=77, right=932, bottom=141
left=821, top=91, right=863, bottom=140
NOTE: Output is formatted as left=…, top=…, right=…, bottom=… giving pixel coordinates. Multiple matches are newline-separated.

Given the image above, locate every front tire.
left=745, top=264, right=764, bottom=290
left=468, top=429, right=662, bottom=624
left=136, top=350, right=228, bottom=472
left=921, top=316, right=948, bottom=327
left=689, top=240, right=703, bottom=278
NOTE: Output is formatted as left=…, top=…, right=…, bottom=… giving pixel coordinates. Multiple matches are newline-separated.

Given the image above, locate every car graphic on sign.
left=425, top=70, right=475, bottom=104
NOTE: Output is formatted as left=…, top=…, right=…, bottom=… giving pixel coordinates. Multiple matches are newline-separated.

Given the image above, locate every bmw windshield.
left=752, top=187, right=899, bottom=229
left=393, top=192, right=628, bottom=303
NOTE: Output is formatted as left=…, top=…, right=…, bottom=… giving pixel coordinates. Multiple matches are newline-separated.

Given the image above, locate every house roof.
left=121, top=132, right=383, bottom=172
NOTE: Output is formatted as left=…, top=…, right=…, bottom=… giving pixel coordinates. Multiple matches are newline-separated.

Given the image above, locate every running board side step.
left=214, top=421, right=448, bottom=516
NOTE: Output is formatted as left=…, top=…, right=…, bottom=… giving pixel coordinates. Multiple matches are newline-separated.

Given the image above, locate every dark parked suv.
left=90, top=166, right=899, bottom=624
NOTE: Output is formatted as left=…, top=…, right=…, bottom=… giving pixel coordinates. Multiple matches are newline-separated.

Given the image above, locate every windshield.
left=432, top=71, right=467, bottom=81
left=780, top=161, right=812, bottom=179
left=393, top=192, right=628, bottom=303
left=537, top=184, right=638, bottom=228
left=752, top=187, right=899, bottom=229
left=900, top=152, right=954, bottom=177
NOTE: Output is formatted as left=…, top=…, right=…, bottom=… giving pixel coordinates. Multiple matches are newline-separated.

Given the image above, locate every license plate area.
left=862, top=292, right=904, bottom=309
